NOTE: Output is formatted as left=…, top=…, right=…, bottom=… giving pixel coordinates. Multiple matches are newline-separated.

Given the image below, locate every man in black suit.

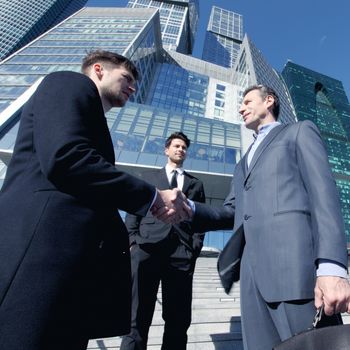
left=0, top=50, right=189, bottom=350
left=120, top=132, right=206, bottom=350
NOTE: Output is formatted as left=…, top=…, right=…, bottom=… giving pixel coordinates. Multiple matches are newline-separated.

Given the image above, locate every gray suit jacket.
left=193, top=120, right=347, bottom=302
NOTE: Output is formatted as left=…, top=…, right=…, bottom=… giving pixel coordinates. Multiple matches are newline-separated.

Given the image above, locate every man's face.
left=99, top=64, right=136, bottom=108
left=165, top=138, right=188, bottom=166
left=239, top=89, right=270, bottom=131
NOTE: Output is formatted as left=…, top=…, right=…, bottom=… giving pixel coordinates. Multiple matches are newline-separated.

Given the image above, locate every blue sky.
left=86, top=0, right=350, bottom=99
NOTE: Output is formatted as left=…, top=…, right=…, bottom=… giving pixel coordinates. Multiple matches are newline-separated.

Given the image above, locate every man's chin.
left=113, top=99, right=126, bottom=108
left=244, top=121, right=255, bottom=130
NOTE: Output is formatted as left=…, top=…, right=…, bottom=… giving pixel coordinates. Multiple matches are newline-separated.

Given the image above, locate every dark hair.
left=165, top=132, right=190, bottom=148
left=81, top=50, right=139, bottom=81
left=243, top=84, right=280, bottom=120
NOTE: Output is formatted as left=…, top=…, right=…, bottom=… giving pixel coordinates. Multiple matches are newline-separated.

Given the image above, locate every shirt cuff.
left=316, top=259, right=347, bottom=278
left=187, top=199, right=196, bottom=214
left=148, top=189, right=158, bottom=213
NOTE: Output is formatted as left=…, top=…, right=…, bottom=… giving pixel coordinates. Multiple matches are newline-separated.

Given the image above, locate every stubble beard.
left=103, top=87, right=126, bottom=108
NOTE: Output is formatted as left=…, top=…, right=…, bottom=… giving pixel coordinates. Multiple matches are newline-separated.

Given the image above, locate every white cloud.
left=319, top=35, right=327, bottom=46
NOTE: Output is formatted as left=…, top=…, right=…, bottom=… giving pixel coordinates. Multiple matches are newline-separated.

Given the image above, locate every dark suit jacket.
left=125, top=167, right=205, bottom=256
left=193, top=121, right=347, bottom=302
left=0, top=71, right=156, bottom=340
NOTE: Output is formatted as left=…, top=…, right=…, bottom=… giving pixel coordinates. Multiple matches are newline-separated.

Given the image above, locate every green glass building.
left=282, top=61, right=350, bottom=243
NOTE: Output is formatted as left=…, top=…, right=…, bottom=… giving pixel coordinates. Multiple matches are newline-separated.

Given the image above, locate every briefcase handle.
left=312, top=304, right=324, bottom=329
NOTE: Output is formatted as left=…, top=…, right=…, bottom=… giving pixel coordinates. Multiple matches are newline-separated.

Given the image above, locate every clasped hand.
left=151, top=188, right=192, bottom=224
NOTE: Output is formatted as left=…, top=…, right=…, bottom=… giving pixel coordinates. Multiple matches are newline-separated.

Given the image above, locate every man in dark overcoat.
left=0, top=50, right=189, bottom=349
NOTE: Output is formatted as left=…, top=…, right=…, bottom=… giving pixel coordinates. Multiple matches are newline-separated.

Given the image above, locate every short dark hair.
left=243, top=84, right=280, bottom=120
left=81, top=50, right=139, bottom=81
left=165, top=132, right=190, bottom=148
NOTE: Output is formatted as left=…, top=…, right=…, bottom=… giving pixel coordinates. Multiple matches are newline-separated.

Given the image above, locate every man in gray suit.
left=163, top=85, right=350, bottom=349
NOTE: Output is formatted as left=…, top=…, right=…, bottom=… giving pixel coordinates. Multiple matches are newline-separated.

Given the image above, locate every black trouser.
left=120, top=234, right=196, bottom=350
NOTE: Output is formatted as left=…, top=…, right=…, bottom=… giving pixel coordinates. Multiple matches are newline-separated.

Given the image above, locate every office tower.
left=0, top=7, right=162, bottom=114
left=202, top=6, right=243, bottom=68
left=282, top=61, right=350, bottom=240
left=146, top=49, right=241, bottom=124
left=127, top=0, right=199, bottom=54
left=0, top=0, right=87, bottom=61
left=232, top=35, right=297, bottom=125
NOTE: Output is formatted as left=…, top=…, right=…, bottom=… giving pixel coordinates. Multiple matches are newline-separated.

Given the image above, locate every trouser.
left=240, top=251, right=342, bottom=350
left=120, top=234, right=196, bottom=350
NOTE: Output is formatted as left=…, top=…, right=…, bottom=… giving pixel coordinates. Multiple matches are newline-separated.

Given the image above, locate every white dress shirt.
left=165, top=164, right=184, bottom=191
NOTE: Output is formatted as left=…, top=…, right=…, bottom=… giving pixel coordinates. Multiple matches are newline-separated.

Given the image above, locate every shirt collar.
left=165, top=164, right=184, bottom=175
left=256, top=121, right=281, bottom=138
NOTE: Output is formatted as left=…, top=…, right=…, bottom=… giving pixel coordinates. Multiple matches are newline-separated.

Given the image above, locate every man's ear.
left=265, top=95, right=275, bottom=110
left=93, top=63, right=103, bottom=79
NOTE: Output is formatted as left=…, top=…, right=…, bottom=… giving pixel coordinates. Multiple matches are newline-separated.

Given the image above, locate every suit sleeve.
left=194, top=182, right=206, bottom=204
left=296, top=120, right=347, bottom=267
left=125, top=213, right=142, bottom=246
left=191, top=177, right=235, bottom=233
left=32, top=72, right=155, bottom=216
left=189, top=180, right=206, bottom=244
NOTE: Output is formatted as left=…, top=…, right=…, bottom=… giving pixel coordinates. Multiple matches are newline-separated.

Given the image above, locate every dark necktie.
left=170, top=170, right=178, bottom=189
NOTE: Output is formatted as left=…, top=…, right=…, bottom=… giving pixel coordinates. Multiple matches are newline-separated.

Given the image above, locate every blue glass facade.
left=0, top=0, right=87, bottom=61
left=147, top=63, right=208, bottom=118
left=202, top=6, right=243, bottom=68
left=109, top=102, right=240, bottom=175
left=0, top=8, right=162, bottom=114
left=127, top=0, right=199, bottom=54
left=282, top=61, right=350, bottom=242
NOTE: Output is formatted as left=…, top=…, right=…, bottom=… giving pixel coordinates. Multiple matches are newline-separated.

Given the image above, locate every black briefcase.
left=217, top=229, right=245, bottom=294
left=273, top=306, right=350, bottom=350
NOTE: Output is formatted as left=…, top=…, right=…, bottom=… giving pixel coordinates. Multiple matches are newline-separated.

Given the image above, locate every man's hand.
left=315, top=276, right=350, bottom=315
left=151, top=188, right=192, bottom=224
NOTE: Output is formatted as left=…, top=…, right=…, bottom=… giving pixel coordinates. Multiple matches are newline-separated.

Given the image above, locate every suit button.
left=244, top=214, right=251, bottom=220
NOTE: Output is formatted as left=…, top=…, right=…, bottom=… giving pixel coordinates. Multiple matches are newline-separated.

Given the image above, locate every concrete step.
left=87, top=257, right=241, bottom=350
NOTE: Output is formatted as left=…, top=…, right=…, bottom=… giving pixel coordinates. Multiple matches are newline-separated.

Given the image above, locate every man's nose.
left=128, top=85, right=136, bottom=94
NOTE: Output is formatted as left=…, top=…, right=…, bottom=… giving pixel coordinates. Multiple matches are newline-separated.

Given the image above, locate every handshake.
left=151, top=188, right=193, bottom=224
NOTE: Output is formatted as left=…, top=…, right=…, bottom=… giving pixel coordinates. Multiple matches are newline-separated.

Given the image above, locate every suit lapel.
left=159, top=168, right=171, bottom=190
left=241, top=144, right=253, bottom=178
left=182, top=171, right=192, bottom=194
left=246, top=124, right=287, bottom=179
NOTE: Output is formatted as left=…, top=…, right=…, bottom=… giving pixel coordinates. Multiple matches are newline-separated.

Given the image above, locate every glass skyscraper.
left=202, top=6, right=243, bottom=68
left=127, top=0, right=199, bottom=54
left=0, top=0, right=87, bottom=61
left=0, top=7, right=162, bottom=114
left=231, top=35, right=297, bottom=126
left=282, top=61, right=350, bottom=241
